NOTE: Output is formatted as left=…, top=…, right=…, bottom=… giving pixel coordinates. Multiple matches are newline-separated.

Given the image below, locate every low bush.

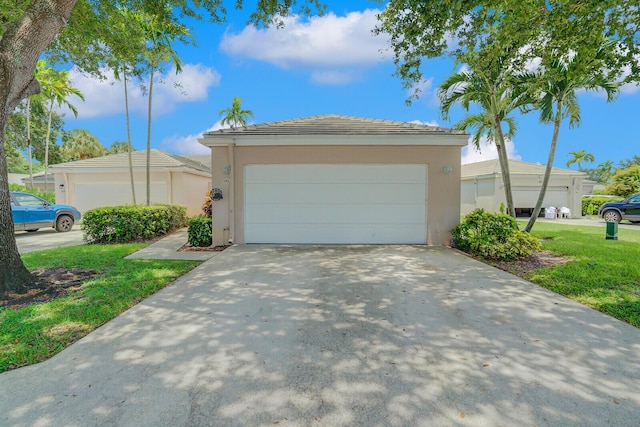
left=9, top=183, right=55, bottom=204
left=187, top=216, right=212, bottom=247
left=452, top=209, right=541, bottom=261
left=82, top=204, right=187, bottom=243
left=582, top=196, right=623, bottom=216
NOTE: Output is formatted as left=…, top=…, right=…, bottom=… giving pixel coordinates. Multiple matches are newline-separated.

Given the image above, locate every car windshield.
left=14, top=193, right=46, bottom=206
left=629, top=195, right=640, bottom=203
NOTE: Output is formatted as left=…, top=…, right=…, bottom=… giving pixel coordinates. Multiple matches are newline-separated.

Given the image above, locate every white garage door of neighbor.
left=244, top=164, right=427, bottom=244
left=73, top=183, right=167, bottom=213
left=513, top=186, right=569, bottom=208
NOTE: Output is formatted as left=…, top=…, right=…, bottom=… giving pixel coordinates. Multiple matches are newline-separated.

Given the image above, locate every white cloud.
left=461, top=135, right=521, bottom=164
left=64, top=64, right=221, bottom=119
left=220, top=9, right=388, bottom=84
left=161, top=121, right=225, bottom=154
left=409, top=119, right=440, bottom=127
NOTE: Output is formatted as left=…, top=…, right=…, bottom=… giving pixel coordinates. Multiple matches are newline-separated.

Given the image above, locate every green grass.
left=520, top=221, right=640, bottom=328
left=0, top=244, right=200, bottom=372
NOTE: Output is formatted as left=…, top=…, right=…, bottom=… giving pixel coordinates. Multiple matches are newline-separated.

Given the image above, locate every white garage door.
left=244, top=164, right=427, bottom=244
left=73, top=183, right=167, bottom=213
left=513, top=186, right=569, bottom=208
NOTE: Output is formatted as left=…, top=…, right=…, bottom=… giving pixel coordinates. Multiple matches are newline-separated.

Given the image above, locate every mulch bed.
left=178, top=244, right=230, bottom=252
left=470, top=251, right=571, bottom=277
left=1, top=268, right=102, bottom=310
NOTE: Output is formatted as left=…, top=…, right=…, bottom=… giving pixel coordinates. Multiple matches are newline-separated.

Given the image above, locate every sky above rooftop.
left=60, top=0, right=639, bottom=169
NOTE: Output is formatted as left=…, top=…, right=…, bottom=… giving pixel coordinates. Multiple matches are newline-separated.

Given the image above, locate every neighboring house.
left=47, top=149, right=211, bottom=216
left=198, top=114, right=468, bottom=246
left=461, top=159, right=589, bottom=217
left=19, top=172, right=55, bottom=192
left=8, top=173, right=28, bottom=186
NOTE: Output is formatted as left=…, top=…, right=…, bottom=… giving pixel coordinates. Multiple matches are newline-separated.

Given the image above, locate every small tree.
left=606, top=165, right=640, bottom=197
left=61, top=129, right=108, bottom=161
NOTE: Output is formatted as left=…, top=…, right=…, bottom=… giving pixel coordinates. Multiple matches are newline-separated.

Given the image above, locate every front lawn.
left=522, top=222, right=640, bottom=328
left=0, top=244, right=200, bottom=372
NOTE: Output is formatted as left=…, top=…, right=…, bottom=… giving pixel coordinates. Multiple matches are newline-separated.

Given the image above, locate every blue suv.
left=598, top=193, right=640, bottom=224
left=10, top=191, right=81, bottom=232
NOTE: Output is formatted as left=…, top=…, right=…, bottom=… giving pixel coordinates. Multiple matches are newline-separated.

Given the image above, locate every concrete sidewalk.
left=125, top=228, right=219, bottom=261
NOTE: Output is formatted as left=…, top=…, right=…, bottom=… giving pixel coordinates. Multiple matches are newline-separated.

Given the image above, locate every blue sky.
left=61, top=0, right=639, bottom=168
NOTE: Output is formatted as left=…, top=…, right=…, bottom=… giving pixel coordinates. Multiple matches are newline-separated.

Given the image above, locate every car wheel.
left=55, top=215, right=74, bottom=232
left=26, top=229, right=39, bottom=232
left=603, top=210, right=622, bottom=223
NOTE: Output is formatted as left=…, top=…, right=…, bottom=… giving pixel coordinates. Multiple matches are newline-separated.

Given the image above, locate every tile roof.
left=203, top=114, right=468, bottom=137
left=48, top=149, right=210, bottom=173
left=461, top=159, right=587, bottom=177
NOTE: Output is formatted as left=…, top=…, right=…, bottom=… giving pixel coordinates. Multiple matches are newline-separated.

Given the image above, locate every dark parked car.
left=10, top=191, right=81, bottom=232
left=598, top=193, right=640, bottom=223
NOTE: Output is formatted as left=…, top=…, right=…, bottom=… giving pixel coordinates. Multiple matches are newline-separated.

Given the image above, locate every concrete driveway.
left=15, top=225, right=83, bottom=253
left=1, top=245, right=639, bottom=426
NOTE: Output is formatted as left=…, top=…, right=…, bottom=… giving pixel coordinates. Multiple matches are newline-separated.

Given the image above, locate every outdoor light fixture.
left=443, top=165, right=453, bottom=174
left=223, top=166, right=231, bottom=175
left=58, top=184, right=65, bottom=191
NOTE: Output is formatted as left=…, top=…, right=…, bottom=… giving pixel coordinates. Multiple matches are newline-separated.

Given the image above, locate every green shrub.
left=9, top=184, right=55, bottom=204
left=82, top=204, right=187, bottom=243
left=187, top=216, right=212, bottom=247
left=451, top=209, right=541, bottom=261
left=582, top=196, right=623, bottom=216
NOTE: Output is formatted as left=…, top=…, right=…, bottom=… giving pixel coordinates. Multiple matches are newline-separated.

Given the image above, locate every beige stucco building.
left=461, top=159, right=589, bottom=217
left=48, top=150, right=211, bottom=216
left=199, top=115, right=469, bottom=246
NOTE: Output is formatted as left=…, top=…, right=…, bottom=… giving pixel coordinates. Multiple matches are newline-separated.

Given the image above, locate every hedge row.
left=82, top=205, right=187, bottom=243
left=582, top=196, right=623, bottom=216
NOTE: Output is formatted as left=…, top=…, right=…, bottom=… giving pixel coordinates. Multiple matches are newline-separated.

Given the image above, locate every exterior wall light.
left=443, top=165, right=453, bottom=174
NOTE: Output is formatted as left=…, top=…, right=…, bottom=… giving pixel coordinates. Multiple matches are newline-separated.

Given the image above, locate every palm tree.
left=61, top=129, right=108, bottom=161
left=37, top=60, right=84, bottom=190
left=523, top=42, right=618, bottom=232
left=566, top=149, right=595, bottom=170
left=438, top=56, right=530, bottom=218
left=219, top=96, right=254, bottom=129
left=136, top=10, right=190, bottom=205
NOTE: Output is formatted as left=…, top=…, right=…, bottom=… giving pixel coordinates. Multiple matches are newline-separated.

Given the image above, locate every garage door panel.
left=246, top=183, right=425, bottom=204
left=245, top=164, right=426, bottom=184
left=245, top=223, right=426, bottom=244
left=244, top=164, right=427, bottom=244
left=245, top=203, right=426, bottom=225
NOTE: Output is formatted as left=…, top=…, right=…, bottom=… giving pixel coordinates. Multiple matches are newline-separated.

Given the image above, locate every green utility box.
left=606, top=221, right=618, bottom=240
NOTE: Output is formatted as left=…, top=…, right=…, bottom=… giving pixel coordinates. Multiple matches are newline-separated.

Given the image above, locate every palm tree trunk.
left=494, top=115, right=516, bottom=218
left=124, top=72, right=136, bottom=205
left=26, top=98, right=34, bottom=189
left=44, top=99, right=54, bottom=192
left=146, top=68, right=154, bottom=206
left=524, top=101, right=563, bottom=232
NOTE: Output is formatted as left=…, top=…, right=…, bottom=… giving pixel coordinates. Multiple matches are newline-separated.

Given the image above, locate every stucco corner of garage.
left=197, top=115, right=468, bottom=246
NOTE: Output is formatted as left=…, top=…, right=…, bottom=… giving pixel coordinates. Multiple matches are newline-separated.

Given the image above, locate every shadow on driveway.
left=1, top=245, right=639, bottom=426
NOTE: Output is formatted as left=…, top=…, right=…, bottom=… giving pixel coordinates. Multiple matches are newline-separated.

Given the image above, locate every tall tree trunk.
left=44, top=99, right=54, bottom=191
left=0, top=0, right=78, bottom=295
left=0, top=111, right=35, bottom=294
left=146, top=68, right=154, bottom=206
left=124, top=72, right=136, bottom=204
left=494, top=115, right=516, bottom=218
left=524, top=101, right=563, bottom=232
left=26, top=98, right=34, bottom=189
